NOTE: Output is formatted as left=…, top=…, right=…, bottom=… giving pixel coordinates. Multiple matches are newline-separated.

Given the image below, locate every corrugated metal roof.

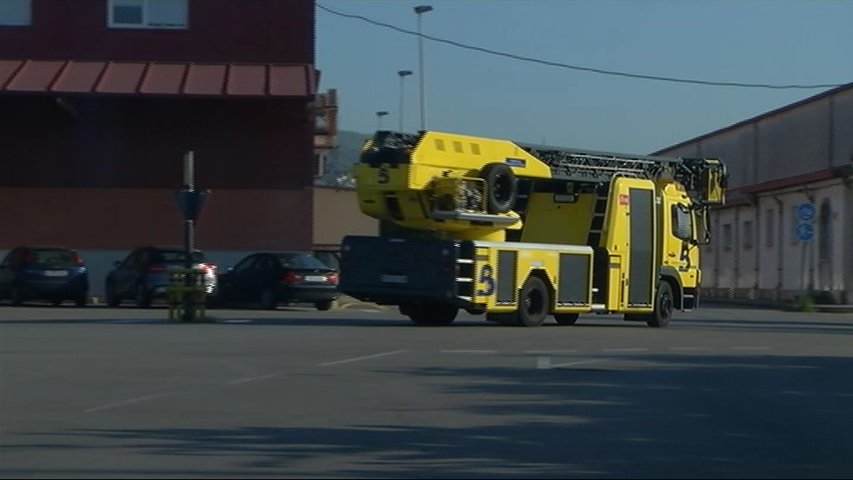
left=0, top=59, right=317, bottom=97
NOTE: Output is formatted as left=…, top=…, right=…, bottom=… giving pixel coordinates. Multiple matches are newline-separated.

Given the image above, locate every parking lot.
left=1, top=304, right=852, bottom=478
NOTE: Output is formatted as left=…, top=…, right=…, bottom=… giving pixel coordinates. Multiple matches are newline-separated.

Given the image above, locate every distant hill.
left=315, top=130, right=372, bottom=187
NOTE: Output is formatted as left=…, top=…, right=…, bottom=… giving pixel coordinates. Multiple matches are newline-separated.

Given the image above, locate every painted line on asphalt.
left=226, top=373, right=281, bottom=385
left=439, top=349, right=497, bottom=354
left=85, top=392, right=174, bottom=413
left=602, top=347, right=649, bottom=353
left=669, top=347, right=712, bottom=351
left=538, top=357, right=610, bottom=369
left=318, top=349, right=409, bottom=367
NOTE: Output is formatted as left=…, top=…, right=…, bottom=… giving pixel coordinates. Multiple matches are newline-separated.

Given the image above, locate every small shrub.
left=792, top=294, right=816, bottom=312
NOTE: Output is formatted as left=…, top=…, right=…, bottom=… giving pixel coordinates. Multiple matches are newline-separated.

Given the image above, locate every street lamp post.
left=414, top=5, right=433, bottom=131
left=397, top=69, right=413, bottom=132
left=375, top=110, right=389, bottom=130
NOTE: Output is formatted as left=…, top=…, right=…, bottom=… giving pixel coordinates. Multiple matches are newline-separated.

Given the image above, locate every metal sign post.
left=174, top=151, right=210, bottom=322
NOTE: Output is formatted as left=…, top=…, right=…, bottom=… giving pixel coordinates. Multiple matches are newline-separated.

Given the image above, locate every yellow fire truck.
left=340, top=130, right=727, bottom=327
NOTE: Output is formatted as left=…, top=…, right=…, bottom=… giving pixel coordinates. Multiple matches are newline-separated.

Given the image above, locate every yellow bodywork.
left=354, top=131, right=551, bottom=240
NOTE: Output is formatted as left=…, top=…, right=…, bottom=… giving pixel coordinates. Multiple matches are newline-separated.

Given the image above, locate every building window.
left=765, top=208, right=774, bottom=247
left=742, top=220, right=753, bottom=249
left=108, top=0, right=188, bottom=29
left=722, top=223, right=732, bottom=250
left=0, top=0, right=31, bottom=26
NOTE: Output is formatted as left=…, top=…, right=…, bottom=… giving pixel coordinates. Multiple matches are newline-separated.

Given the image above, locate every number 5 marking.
left=476, top=264, right=495, bottom=296
left=377, top=167, right=390, bottom=184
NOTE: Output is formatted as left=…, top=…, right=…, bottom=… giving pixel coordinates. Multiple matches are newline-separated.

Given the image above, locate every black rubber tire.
left=554, top=312, right=580, bottom=325
left=517, top=276, right=550, bottom=327
left=135, top=284, right=151, bottom=308
left=105, top=282, right=120, bottom=307
left=10, top=286, right=23, bottom=306
left=315, top=300, right=334, bottom=311
left=260, top=288, right=278, bottom=310
left=646, top=281, right=674, bottom=328
left=408, top=304, right=458, bottom=326
left=480, top=163, right=518, bottom=214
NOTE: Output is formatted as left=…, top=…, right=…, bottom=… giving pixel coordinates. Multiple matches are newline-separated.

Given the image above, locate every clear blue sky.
left=316, top=0, right=853, bottom=154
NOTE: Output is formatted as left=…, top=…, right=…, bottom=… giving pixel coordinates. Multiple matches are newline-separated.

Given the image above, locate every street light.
left=397, top=69, right=413, bottom=132
left=375, top=110, right=389, bottom=130
left=414, top=5, right=433, bottom=131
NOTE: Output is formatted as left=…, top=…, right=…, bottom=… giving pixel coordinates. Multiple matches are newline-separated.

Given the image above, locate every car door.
left=250, top=254, right=279, bottom=302
left=218, top=254, right=257, bottom=304
left=113, top=249, right=143, bottom=296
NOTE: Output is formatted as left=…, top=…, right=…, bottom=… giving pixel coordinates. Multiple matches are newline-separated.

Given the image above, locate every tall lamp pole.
left=397, top=69, right=413, bottom=132
left=414, top=5, right=433, bottom=131
left=376, top=110, right=389, bottom=130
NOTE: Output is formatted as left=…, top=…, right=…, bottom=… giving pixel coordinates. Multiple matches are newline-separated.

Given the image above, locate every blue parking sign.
left=796, top=222, right=814, bottom=241
left=796, top=202, right=815, bottom=222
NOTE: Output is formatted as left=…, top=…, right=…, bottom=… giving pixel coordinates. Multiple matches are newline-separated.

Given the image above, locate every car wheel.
left=315, top=300, right=334, bottom=311
left=10, top=286, right=23, bottom=306
left=135, top=284, right=152, bottom=308
left=260, top=288, right=278, bottom=310
left=105, top=282, right=120, bottom=307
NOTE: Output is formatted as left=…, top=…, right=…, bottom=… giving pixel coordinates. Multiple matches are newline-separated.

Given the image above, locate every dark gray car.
left=104, top=246, right=217, bottom=308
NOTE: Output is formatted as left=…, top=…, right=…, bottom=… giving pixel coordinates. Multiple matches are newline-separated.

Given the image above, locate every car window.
left=277, top=253, right=329, bottom=269
left=233, top=255, right=257, bottom=273
left=157, top=250, right=205, bottom=264
left=32, top=249, right=76, bottom=264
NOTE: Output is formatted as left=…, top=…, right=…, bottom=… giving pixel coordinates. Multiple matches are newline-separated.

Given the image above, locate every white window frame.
left=108, top=0, right=188, bottom=29
left=0, top=0, right=31, bottom=26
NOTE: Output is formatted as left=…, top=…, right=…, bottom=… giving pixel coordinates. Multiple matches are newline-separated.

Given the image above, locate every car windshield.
left=275, top=253, right=330, bottom=269
left=31, top=249, right=77, bottom=264
left=158, top=250, right=205, bottom=264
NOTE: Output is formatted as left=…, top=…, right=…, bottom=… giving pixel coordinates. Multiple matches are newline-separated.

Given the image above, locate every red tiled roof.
left=0, top=59, right=317, bottom=97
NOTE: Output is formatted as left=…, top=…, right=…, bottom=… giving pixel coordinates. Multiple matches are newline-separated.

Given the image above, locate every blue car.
left=0, top=246, right=89, bottom=306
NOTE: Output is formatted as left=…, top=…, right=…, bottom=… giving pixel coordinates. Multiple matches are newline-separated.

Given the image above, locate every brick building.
left=0, top=0, right=340, bottom=294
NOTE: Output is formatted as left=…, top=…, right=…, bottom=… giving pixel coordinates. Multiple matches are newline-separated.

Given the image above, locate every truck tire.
left=554, top=312, right=579, bottom=325
left=516, top=276, right=549, bottom=327
left=407, top=304, right=458, bottom=326
left=480, top=163, right=517, bottom=214
left=646, top=281, right=674, bottom=328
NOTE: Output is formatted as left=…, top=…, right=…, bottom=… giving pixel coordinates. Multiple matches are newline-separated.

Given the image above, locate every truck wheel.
left=408, top=304, right=458, bottom=326
left=480, top=163, right=517, bottom=214
left=554, top=313, right=579, bottom=325
left=646, top=281, right=674, bottom=328
left=517, top=276, right=549, bottom=327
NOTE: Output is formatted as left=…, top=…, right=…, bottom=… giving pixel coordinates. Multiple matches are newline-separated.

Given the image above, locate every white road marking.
left=85, top=392, right=174, bottom=413
left=439, top=349, right=497, bottom=354
left=525, top=350, right=580, bottom=354
left=538, top=357, right=610, bottom=369
left=669, top=347, right=711, bottom=351
left=318, top=349, right=409, bottom=366
left=602, top=347, right=649, bottom=353
left=226, top=374, right=281, bottom=385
